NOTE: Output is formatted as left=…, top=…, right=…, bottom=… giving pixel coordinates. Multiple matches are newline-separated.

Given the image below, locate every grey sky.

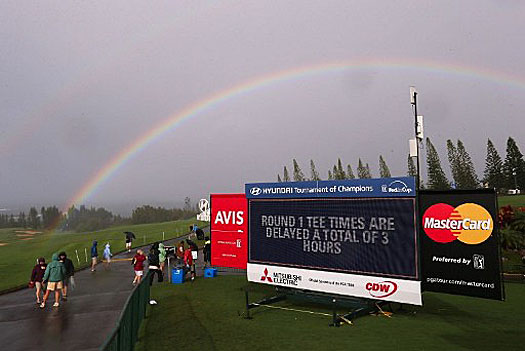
left=1, top=1, right=524, bottom=214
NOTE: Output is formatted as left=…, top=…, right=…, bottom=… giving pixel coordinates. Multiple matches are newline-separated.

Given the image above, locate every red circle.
left=422, top=203, right=458, bottom=243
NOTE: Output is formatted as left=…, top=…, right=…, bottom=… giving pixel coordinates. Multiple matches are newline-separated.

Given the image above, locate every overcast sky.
left=1, top=1, right=524, bottom=215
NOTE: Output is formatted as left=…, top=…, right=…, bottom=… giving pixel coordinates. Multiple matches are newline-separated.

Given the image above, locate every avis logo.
left=261, top=268, right=273, bottom=282
left=365, top=281, right=398, bottom=298
left=250, top=187, right=262, bottom=196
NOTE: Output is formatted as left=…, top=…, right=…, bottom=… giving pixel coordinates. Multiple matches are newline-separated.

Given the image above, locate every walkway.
left=0, top=232, right=205, bottom=351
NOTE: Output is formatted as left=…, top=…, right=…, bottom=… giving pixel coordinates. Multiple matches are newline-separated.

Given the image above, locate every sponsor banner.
left=245, top=177, right=415, bottom=199
left=420, top=190, right=504, bottom=300
left=247, top=263, right=422, bottom=305
left=249, top=198, right=418, bottom=279
left=211, top=194, right=248, bottom=269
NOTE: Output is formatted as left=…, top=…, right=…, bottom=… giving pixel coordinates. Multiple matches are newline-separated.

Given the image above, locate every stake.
left=163, top=231, right=165, bottom=241
left=84, top=248, right=88, bottom=263
left=75, top=249, right=80, bottom=265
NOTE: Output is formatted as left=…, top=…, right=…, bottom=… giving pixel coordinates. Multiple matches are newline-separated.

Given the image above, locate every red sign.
left=210, top=194, right=248, bottom=269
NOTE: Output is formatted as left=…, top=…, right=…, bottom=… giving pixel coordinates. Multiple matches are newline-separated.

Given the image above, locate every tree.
left=365, top=163, right=372, bottom=178
left=346, top=164, right=355, bottom=179
left=357, top=159, right=367, bottom=179
left=503, top=137, right=525, bottom=190
left=184, top=197, right=192, bottom=212
left=482, top=138, right=504, bottom=191
left=379, top=155, right=391, bottom=178
left=293, top=159, right=305, bottom=181
left=277, top=174, right=282, bottom=182
left=447, top=139, right=461, bottom=188
left=332, top=165, right=339, bottom=180
left=283, top=166, right=290, bottom=182
left=456, top=140, right=479, bottom=189
left=327, top=170, right=333, bottom=180
left=28, top=207, right=39, bottom=229
left=310, top=160, right=320, bottom=181
left=425, top=137, right=451, bottom=190
left=407, top=155, right=417, bottom=177
left=334, top=158, right=346, bottom=180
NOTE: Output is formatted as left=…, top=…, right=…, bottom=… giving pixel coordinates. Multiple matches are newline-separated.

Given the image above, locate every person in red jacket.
left=30, top=257, right=47, bottom=304
left=183, top=247, right=195, bottom=281
left=132, top=249, right=146, bottom=285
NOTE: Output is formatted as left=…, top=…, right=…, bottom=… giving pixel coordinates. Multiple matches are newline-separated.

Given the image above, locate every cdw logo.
left=365, top=281, right=397, bottom=298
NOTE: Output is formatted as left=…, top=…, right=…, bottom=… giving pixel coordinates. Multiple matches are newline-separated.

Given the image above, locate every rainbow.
left=63, top=59, right=525, bottom=213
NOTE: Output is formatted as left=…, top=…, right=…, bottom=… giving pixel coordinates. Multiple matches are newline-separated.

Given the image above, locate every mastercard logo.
left=422, top=203, right=493, bottom=245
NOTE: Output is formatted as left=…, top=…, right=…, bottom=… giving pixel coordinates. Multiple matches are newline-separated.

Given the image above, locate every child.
left=103, top=243, right=112, bottom=270
left=40, top=253, right=66, bottom=308
left=30, top=257, right=47, bottom=304
left=132, top=249, right=146, bottom=285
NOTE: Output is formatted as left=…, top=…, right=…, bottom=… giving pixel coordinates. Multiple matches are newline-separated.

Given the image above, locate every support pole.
left=244, top=290, right=252, bottom=319
left=75, top=249, right=80, bottom=265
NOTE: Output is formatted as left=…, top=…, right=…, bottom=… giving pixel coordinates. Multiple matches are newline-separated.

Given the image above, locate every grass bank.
left=498, top=194, right=525, bottom=208
left=135, top=276, right=524, bottom=351
left=0, top=219, right=207, bottom=292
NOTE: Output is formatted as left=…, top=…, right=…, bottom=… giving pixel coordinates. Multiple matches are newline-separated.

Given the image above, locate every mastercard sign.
left=422, top=203, right=493, bottom=245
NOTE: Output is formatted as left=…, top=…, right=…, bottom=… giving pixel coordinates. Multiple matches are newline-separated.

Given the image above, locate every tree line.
left=277, top=136, right=524, bottom=193
left=0, top=197, right=198, bottom=232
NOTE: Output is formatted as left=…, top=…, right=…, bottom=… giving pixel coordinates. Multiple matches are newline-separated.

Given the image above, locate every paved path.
left=0, top=232, right=206, bottom=351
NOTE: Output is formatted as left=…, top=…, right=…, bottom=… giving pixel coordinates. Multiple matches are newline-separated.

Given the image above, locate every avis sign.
left=210, top=194, right=248, bottom=269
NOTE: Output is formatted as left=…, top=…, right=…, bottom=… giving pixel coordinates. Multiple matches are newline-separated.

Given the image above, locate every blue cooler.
left=171, top=268, right=184, bottom=284
left=204, top=268, right=218, bottom=278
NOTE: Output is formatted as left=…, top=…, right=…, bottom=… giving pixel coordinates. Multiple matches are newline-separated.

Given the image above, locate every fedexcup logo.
left=381, top=180, right=412, bottom=194
left=422, top=203, right=493, bottom=244
left=250, top=187, right=262, bottom=196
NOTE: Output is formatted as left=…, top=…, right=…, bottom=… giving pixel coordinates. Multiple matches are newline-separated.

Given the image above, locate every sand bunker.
left=16, top=234, right=34, bottom=237
left=0, top=243, right=7, bottom=246
left=15, top=230, right=42, bottom=235
left=20, top=238, right=33, bottom=241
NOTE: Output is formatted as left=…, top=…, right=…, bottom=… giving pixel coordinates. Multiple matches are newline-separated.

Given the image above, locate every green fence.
left=101, top=271, right=152, bottom=351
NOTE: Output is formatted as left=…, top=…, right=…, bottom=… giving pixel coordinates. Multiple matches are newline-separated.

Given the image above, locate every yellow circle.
left=455, top=203, right=493, bottom=244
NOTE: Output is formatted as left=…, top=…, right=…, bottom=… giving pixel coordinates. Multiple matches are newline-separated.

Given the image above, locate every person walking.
left=176, top=241, right=185, bottom=266
left=125, top=232, right=136, bottom=253
left=90, top=240, right=98, bottom=272
left=204, top=237, right=211, bottom=267
left=40, top=253, right=66, bottom=308
left=29, top=257, right=47, bottom=304
left=58, top=252, right=75, bottom=301
left=103, top=243, right=112, bottom=270
left=183, top=246, right=195, bottom=281
left=132, top=249, right=146, bottom=285
left=147, top=243, right=163, bottom=285
left=158, top=242, right=167, bottom=274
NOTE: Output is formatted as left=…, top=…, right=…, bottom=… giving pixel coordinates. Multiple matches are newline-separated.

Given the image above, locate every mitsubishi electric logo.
left=260, top=268, right=273, bottom=282
left=260, top=268, right=302, bottom=286
left=250, top=187, right=262, bottom=196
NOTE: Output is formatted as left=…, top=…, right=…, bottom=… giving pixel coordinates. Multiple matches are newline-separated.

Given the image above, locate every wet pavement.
left=0, top=232, right=206, bottom=351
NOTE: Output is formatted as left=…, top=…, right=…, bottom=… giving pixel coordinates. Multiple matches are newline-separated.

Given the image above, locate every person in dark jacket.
left=30, top=257, right=47, bottom=304
left=204, top=237, right=211, bottom=266
left=58, top=251, right=74, bottom=301
left=148, top=243, right=163, bottom=285
left=91, top=240, right=98, bottom=272
left=41, top=253, right=66, bottom=308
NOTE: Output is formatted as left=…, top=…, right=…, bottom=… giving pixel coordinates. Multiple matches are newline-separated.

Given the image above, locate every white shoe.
left=53, top=302, right=59, bottom=307
left=39, top=302, right=45, bottom=309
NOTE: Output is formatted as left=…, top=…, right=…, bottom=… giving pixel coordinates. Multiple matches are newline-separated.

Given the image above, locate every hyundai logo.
left=250, top=187, right=262, bottom=196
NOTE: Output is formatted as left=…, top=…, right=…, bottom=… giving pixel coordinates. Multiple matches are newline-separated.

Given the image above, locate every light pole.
left=512, top=167, right=517, bottom=189
left=410, top=87, right=423, bottom=190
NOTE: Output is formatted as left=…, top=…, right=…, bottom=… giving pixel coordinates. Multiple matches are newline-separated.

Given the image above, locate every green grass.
left=0, top=219, right=207, bottom=292
left=498, top=194, right=525, bottom=208
left=135, top=276, right=524, bottom=351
